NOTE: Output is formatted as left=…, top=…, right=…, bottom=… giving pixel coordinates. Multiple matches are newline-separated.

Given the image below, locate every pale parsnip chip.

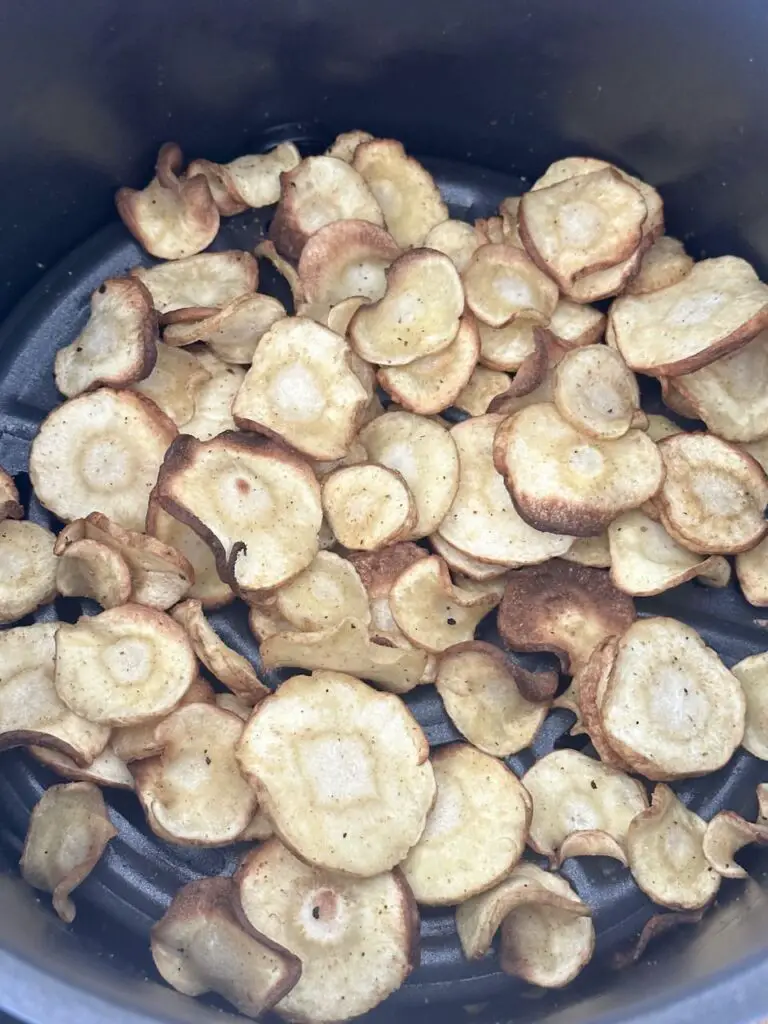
left=110, top=676, right=215, bottom=764
left=325, top=296, right=367, bottom=336
left=463, top=243, right=558, bottom=329
left=297, top=219, right=401, bottom=305
left=237, top=671, right=435, bottom=875
left=574, top=638, right=633, bottom=772
left=645, top=414, right=684, bottom=443
left=326, top=129, right=375, bottom=162
left=424, top=219, right=484, bottom=272
left=0, top=521, right=57, bottom=623
left=183, top=158, right=248, bottom=216
left=626, top=235, right=694, bottom=296
left=347, top=542, right=428, bottom=647
left=563, top=533, right=612, bottom=568
left=477, top=320, right=539, bottom=372
left=454, top=365, right=513, bottom=416
left=248, top=602, right=299, bottom=643
left=190, top=142, right=301, bottom=213
left=182, top=349, right=244, bottom=441
left=553, top=344, right=640, bottom=440
left=322, top=463, right=415, bottom=551
left=697, top=554, right=732, bottom=588
left=659, top=376, right=700, bottom=419
left=702, top=811, right=768, bottom=879
left=133, top=251, right=258, bottom=314
left=162, top=293, right=286, bottom=364
left=548, top=298, right=605, bottom=349
left=731, top=652, right=768, bottom=760
left=429, top=534, right=510, bottom=581
left=734, top=536, right=768, bottom=605
left=608, top=509, right=714, bottom=596
left=55, top=537, right=133, bottom=609
left=31, top=743, right=134, bottom=791
left=131, top=341, right=211, bottom=427
left=274, top=551, right=370, bottom=632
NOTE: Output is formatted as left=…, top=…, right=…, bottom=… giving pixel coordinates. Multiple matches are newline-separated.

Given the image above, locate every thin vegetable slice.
left=274, top=551, right=370, bottom=632
left=608, top=509, right=715, bottom=597
left=110, top=676, right=215, bottom=764
left=424, top=219, right=484, bottom=272
left=325, top=129, right=374, bottom=162
left=702, top=811, right=768, bottom=879
left=0, top=521, right=57, bottom=623
left=463, top=243, right=558, bottom=328
left=297, top=219, right=400, bottom=305
left=131, top=342, right=210, bottom=427
left=626, top=236, right=694, bottom=296
left=189, top=141, right=301, bottom=211
left=322, top=464, right=415, bottom=551
left=428, top=534, right=509, bottom=581
left=553, top=344, right=640, bottom=440
left=31, top=743, right=134, bottom=790
left=731, top=652, right=768, bottom=760
left=162, top=293, right=286, bottom=364
left=548, top=299, right=605, bottom=349
left=181, top=348, right=245, bottom=441
left=55, top=536, right=133, bottom=609
left=133, top=250, right=258, bottom=314
left=454, top=365, right=513, bottom=416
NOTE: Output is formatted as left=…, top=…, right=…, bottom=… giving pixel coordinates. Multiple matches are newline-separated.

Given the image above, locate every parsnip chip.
left=438, top=414, right=574, bottom=566
left=20, top=782, right=116, bottom=923
left=0, top=521, right=57, bottom=623
left=573, top=638, right=632, bottom=772
left=732, top=536, right=768, bottom=603
left=133, top=251, right=258, bottom=315
left=214, top=692, right=252, bottom=721
left=609, top=257, right=768, bottom=376
left=626, top=235, right=694, bottom=296
left=237, top=671, right=435, bottom=874
left=324, top=296, right=367, bottom=336
left=377, top=314, right=480, bottom=415
left=553, top=345, right=640, bottom=440
left=428, top=534, right=509, bottom=581
left=347, top=542, right=428, bottom=645
left=627, top=784, right=720, bottom=909
left=297, top=219, right=400, bottom=306
left=162, top=293, right=286, bottom=364
left=237, top=838, right=417, bottom=1024
left=656, top=432, right=768, bottom=554
left=260, top=618, right=427, bottom=694
left=155, top=431, right=322, bottom=598
left=600, top=617, right=745, bottom=779
left=563, top=533, right=612, bottom=568
left=131, top=342, right=210, bottom=427
left=312, top=440, right=368, bottom=480
left=31, top=743, right=134, bottom=790
left=498, top=197, right=523, bottom=245
left=269, top=155, right=384, bottom=260
left=181, top=349, right=244, bottom=441
left=55, top=604, right=196, bottom=726
left=498, top=560, right=635, bottom=674
left=232, top=317, right=368, bottom=460
left=487, top=365, right=555, bottom=416
left=248, top=602, right=296, bottom=643
left=475, top=216, right=505, bottom=245
left=436, top=642, right=549, bottom=755
left=454, top=365, right=513, bottom=416
left=608, top=509, right=714, bottom=596
left=110, top=676, right=215, bottom=763
left=659, top=377, right=699, bottom=419
left=697, top=554, right=732, bottom=587
left=190, top=142, right=301, bottom=214
left=55, top=277, right=157, bottom=398
left=0, top=624, right=109, bottom=764
left=702, top=811, right=768, bottom=879
left=731, top=653, right=768, bottom=759
left=172, top=598, right=269, bottom=705
left=424, top=219, right=484, bottom=272
left=349, top=249, right=464, bottom=366
left=55, top=537, right=133, bottom=609
left=645, top=414, right=684, bottom=443
left=463, top=244, right=558, bottom=329
left=322, top=463, right=415, bottom=550
left=326, top=129, right=375, bottom=162
left=522, top=750, right=648, bottom=864
left=183, top=158, right=248, bottom=217
left=548, top=299, right=605, bottom=349
left=116, top=142, right=219, bottom=259
left=134, top=703, right=258, bottom=845
left=613, top=911, right=706, bottom=970
left=274, top=551, right=370, bottom=632
left=494, top=402, right=664, bottom=536
left=401, top=743, right=530, bottom=905
left=152, top=876, right=301, bottom=1017
left=254, top=239, right=306, bottom=307
left=30, top=388, right=176, bottom=530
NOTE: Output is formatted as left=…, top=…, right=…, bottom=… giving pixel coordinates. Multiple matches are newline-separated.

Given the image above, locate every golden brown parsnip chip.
left=326, top=129, right=375, bottom=162
left=626, top=235, right=694, bottom=295
left=608, top=509, right=714, bottom=596
left=55, top=536, right=133, bottom=609
left=0, top=521, right=57, bottom=623
left=322, top=463, right=415, bottom=550
left=274, top=551, right=370, bottom=632
left=133, top=251, right=258, bottom=314
left=297, top=219, right=400, bottom=305
left=548, top=298, right=605, bottom=349
left=454, top=365, right=513, bottom=416
left=731, top=652, right=768, bottom=760
left=162, top=293, right=286, bottom=364
left=424, top=219, right=484, bottom=271
left=553, top=344, right=640, bottom=440
left=702, top=811, right=768, bottom=879
left=463, top=243, right=558, bottom=329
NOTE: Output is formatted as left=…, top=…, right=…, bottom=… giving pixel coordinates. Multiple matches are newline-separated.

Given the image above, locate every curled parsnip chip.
left=274, top=551, right=370, bottom=632
left=31, top=743, right=134, bottom=790
left=237, top=671, right=435, bottom=875
left=324, top=295, right=367, bottom=337
left=55, top=604, right=197, bottom=726
left=134, top=703, right=258, bottom=845
left=152, top=877, right=301, bottom=1018
left=523, top=750, right=648, bottom=864
left=659, top=376, right=699, bottom=420
left=269, top=155, right=384, bottom=260
left=613, top=911, right=707, bottom=971
left=297, top=220, right=401, bottom=305
left=55, top=537, right=133, bottom=609
left=475, top=216, right=505, bottom=244
left=189, top=142, right=301, bottom=213
left=322, top=464, right=415, bottom=550
left=627, top=784, right=720, bottom=910
left=162, top=294, right=286, bottom=364
left=352, top=137, right=448, bottom=247
left=183, top=158, right=248, bottom=217
left=454, top=365, right=513, bottom=416
left=0, top=624, right=109, bottom=764
left=702, top=811, right=768, bottom=879
left=646, top=414, right=684, bottom=443
left=656, top=432, right=768, bottom=554
left=498, top=560, right=635, bottom=674
left=237, top=838, right=417, bottom=1024
left=0, top=521, right=57, bottom=623
left=438, top=414, right=574, bottom=566
left=609, top=256, right=768, bottom=375
left=463, top=244, right=558, bottom=328
left=131, top=342, right=211, bottom=427
left=181, top=348, right=244, bottom=441
left=424, top=219, right=484, bottom=272
left=377, top=315, right=480, bottom=415
left=487, top=363, right=556, bottom=416
left=0, top=467, right=22, bottom=521
left=155, top=431, right=322, bottom=598
left=248, top=602, right=300, bottom=643
left=20, top=782, right=116, bottom=923
left=232, top=317, right=368, bottom=460
left=55, top=277, right=157, bottom=398
left=326, top=129, right=375, bottom=162
left=494, top=402, right=664, bottom=536
left=110, top=676, right=215, bottom=764
left=669, top=329, right=768, bottom=442
left=401, top=743, right=530, bottom=905
left=172, top=598, right=268, bottom=705
left=698, top=555, right=731, bottom=587
left=608, top=509, right=715, bottom=596
left=389, top=556, right=498, bottom=653
left=563, top=533, right=611, bottom=568
left=347, top=542, right=427, bottom=645
left=30, top=388, right=176, bottom=530
left=428, top=534, right=509, bottom=581
left=116, top=142, right=219, bottom=259
left=548, top=298, right=605, bottom=349
left=601, top=617, right=745, bottom=779
left=477, top=319, right=541, bottom=372
left=626, top=236, right=694, bottom=296
left=358, top=411, right=459, bottom=540
left=731, top=653, right=768, bottom=760
left=133, top=251, right=258, bottom=315
left=553, top=345, right=640, bottom=440
left=349, top=249, right=463, bottom=366
left=572, top=638, right=632, bottom=772
left=435, top=642, right=550, bottom=756
left=254, top=239, right=306, bottom=309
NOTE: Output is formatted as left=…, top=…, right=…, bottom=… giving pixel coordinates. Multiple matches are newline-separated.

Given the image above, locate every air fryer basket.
left=2, top=3, right=768, bottom=1024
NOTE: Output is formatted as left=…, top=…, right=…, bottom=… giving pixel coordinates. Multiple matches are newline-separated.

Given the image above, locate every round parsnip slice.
left=132, top=251, right=258, bottom=314
left=656, top=432, right=768, bottom=554
left=274, top=551, right=370, bottom=632
left=477, top=320, right=539, bottom=372
left=401, top=744, right=530, bottom=905
left=553, top=345, right=640, bottom=440
left=429, top=534, right=509, bottom=581
left=232, top=317, right=368, bottom=461
left=134, top=703, right=258, bottom=845
left=171, top=598, right=269, bottom=705
left=494, top=402, right=664, bottom=536
left=353, top=138, right=448, bottom=247
left=116, top=142, right=219, bottom=259
left=269, top=155, right=384, bottom=260
left=608, top=509, right=714, bottom=596
left=601, top=617, right=746, bottom=779
left=55, top=604, right=197, bottom=726
left=30, top=388, right=176, bottom=531
left=548, top=299, right=605, bottom=349
left=20, top=782, right=116, bottom=923
left=563, top=533, right=612, bottom=568
left=436, top=642, right=549, bottom=756
left=0, top=521, right=57, bottom=623
left=454, top=365, right=513, bottom=416
left=358, top=411, right=459, bottom=540
left=55, top=277, right=158, bottom=398
left=151, top=877, right=301, bottom=1018
left=0, top=624, right=109, bottom=764
left=349, top=249, right=464, bottom=366
left=237, top=672, right=435, bottom=875
left=31, top=743, right=134, bottom=790
left=237, top=838, right=418, bottom=1024
left=182, top=349, right=245, bottom=441
left=162, top=293, right=286, bottom=364
left=55, top=537, right=133, bottom=609
left=438, top=415, right=574, bottom=566
left=424, top=219, right=484, bottom=272
left=155, top=432, right=322, bottom=598
left=522, top=750, right=648, bottom=864
left=702, top=811, right=768, bottom=879
left=731, top=653, right=768, bottom=760
left=377, top=315, right=480, bottom=415
left=626, top=236, right=694, bottom=296
left=297, top=220, right=401, bottom=305
left=626, top=784, right=720, bottom=910
left=325, top=129, right=375, bottom=162
left=609, top=257, right=768, bottom=376
left=110, top=676, right=215, bottom=764
left=463, top=244, right=558, bottom=328
left=322, top=464, right=415, bottom=551
left=131, top=342, right=211, bottom=427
